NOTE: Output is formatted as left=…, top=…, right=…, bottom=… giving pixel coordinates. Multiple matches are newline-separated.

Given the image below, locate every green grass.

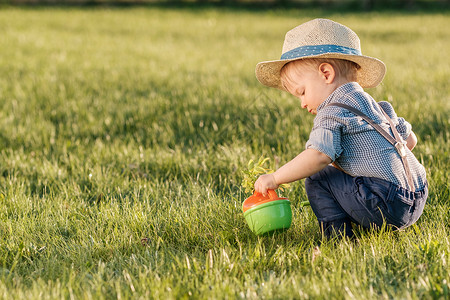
left=0, top=6, right=449, bottom=299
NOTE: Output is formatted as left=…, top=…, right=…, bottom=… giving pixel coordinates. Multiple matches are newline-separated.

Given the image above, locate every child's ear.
left=318, top=63, right=336, bottom=83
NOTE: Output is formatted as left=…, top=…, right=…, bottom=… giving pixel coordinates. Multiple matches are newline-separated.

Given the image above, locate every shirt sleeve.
left=378, top=101, right=412, bottom=140
left=305, top=112, right=343, bottom=162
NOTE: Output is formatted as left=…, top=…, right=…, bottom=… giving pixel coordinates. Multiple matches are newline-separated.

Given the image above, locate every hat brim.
left=255, top=53, right=386, bottom=91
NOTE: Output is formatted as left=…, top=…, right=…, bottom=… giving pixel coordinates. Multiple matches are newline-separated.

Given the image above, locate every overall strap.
left=326, top=102, right=414, bottom=191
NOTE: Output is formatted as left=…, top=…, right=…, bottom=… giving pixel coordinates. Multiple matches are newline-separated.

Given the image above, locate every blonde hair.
left=281, top=58, right=360, bottom=83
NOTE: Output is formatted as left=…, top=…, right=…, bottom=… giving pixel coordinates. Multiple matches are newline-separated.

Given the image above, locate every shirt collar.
left=316, top=82, right=363, bottom=112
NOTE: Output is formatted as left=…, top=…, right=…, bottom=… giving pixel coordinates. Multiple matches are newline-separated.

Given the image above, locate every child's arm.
left=406, top=131, right=417, bottom=150
left=254, top=149, right=332, bottom=196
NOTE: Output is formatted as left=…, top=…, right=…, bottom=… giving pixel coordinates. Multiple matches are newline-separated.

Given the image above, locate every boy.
left=253, top=19, right=427, bottom=238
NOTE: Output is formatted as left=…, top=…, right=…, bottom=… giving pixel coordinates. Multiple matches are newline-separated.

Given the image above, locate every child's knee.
left=305, top=166, right=335, bottom=191
left=305, top=166, right=330, bottom=184
left=305, top=175, right=322, bottom=194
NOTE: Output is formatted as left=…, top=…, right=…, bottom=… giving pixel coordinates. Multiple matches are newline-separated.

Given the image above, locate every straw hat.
left=255, top=18, right=386, bottom=90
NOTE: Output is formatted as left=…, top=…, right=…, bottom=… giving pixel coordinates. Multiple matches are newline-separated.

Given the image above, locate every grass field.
left=0, top=6, right=449, bottom=299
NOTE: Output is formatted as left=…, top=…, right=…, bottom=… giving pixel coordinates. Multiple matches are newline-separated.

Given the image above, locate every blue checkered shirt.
left=306, top=82, right=427, bottom=191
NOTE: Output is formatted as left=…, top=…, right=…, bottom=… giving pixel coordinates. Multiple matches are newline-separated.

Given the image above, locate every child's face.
left=281, top=61, right=335, bottom=115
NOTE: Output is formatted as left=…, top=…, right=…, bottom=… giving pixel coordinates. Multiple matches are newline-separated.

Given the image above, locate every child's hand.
left=254, top=174, right=279, bottom=196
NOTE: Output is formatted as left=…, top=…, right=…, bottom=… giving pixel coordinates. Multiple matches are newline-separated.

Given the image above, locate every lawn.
left=0, top=6, right=449, bottom=299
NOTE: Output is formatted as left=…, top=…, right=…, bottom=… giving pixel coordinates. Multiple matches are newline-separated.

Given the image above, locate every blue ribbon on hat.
left=281, top=44, right=361, bottom=60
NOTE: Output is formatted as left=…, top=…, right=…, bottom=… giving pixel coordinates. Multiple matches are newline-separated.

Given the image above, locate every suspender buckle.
left=395, top=142, right=407, bottom=157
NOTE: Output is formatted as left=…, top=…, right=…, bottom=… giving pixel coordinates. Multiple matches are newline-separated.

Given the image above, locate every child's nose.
left=301, top=99, right=307, bottom=109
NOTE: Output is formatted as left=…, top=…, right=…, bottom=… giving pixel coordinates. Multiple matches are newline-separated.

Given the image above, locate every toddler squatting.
left=253, top=18, right=428, bottom=239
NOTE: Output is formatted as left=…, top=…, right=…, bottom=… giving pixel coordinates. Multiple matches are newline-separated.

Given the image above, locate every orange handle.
left=243, top=189, right=280, bottom=212
left=267, top=189, right=278, bottom=200
left=251, top=189, right=278, bottom=202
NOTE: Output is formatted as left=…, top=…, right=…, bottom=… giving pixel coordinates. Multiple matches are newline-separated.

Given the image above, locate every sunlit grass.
left=0, top=7, right=449, bottom=299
